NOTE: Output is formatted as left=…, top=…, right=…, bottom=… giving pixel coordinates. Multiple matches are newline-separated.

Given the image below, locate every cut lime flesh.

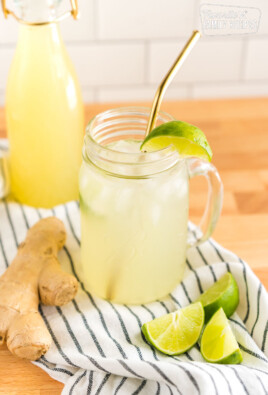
left=141, top=121, right=212, bottom=162
left=201, top=307, right=242, bottom=364
left=197, top=272, right=239, bottom=323
left=142, top=302, right=204, bottom=355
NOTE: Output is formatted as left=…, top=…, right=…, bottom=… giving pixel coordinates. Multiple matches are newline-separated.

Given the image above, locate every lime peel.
left=197, top=272, right=239, bottom=323
left=141, top=120, right=213, bottom=162
left=201, top=307, right=243, bottom=364
left=142, top=302, right=204, bottom=356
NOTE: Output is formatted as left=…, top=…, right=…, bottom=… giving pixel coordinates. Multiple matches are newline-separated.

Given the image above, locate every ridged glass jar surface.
left=79, top=107, right=189, bottom=304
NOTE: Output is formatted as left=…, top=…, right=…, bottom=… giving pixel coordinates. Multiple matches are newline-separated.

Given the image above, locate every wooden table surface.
left=0, top=98, right=267, bottom=393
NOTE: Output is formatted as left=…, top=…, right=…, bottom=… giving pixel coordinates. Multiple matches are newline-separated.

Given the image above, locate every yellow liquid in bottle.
left=6, top=23, right=84, bottom=207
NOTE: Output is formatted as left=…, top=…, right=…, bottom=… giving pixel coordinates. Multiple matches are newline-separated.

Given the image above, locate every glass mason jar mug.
left=79, top=107, right=223, bottom=304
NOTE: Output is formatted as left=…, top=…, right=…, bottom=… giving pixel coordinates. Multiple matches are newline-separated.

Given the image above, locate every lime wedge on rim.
left=201, top=307, right=243, bottom=364
left=141, top=120, right=212, bottom=161
left=142, top=302, right=204, bottom=355
left=197, top=272, right=239, bottom=323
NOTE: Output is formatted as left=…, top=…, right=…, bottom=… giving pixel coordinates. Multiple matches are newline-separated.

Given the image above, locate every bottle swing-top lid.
left=1, top=0, right=79, bottom=25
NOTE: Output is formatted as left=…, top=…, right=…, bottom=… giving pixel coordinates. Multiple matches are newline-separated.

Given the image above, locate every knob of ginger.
left=0, top=217, right=78, bottom=360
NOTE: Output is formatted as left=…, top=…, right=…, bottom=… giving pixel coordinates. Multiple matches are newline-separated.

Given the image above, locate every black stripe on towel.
left=70, top=370, right=87, bottom=395
left=208, top=240, right=230, bottom=272
left=183, top=358, right=219, bottom=395
left=181, top=281, right=192, bottom=304
left=229, top=318, right=249, bottom=334
left=39, top=306, right=79, bottom=368
left=114, top=377, right=128, bottom=394
left=124, top=305, right=159, bottom=361
left=167, top=384, right=174, bottom=395
left=261, top=321, right=268, bottom=352
left=86, top=291, right=128, bottom=359
left=56, top=306, right=110, bottom=374
left=256, top=374, right=268, bottom=395
left=95, top=373, right=111, bottom=395
left=185, top=259, right=203, bottom=294
left=240, top=259, right=251, bottom=324
left=170, top=358, right=201, bottom=395
left=132, top=380, right=147, bottom=395
left=72, top=299, right=106, bottom=358
left=3, top=199, right=19, bottom=246
left=19, top=204, right=30, bottom=228
left=229, top=367, right=250, bottom=395
left=238, top=343, right=268, bottom=363
left=177, top=342, right=219, bottom=395
left=0, top=235, right=8, bottom=268
left=141, top=304, right=156, bottom=319
left=41, top=355, right=74, bottom=377
left=251, top=283, right=262, bottom=337
left=145, top=361, right=178, bottom=392
left=71, top=299, right=106, bottom=358
left=117, top=359, right=144, bottom=379
left=241, top=365, right=268, bottom=377
left=157, top=300, right=170, bottom=314
left=108, top=302, right=144, bottom=360
left=38, top=358, right=73, bottom=377
left=208, top=365, right=233, bottom=395
left=196, top=244, right=217, bottom=281
left=87, top=371, right=94, bottom=395
left=169, top=293, right=182, bottom=308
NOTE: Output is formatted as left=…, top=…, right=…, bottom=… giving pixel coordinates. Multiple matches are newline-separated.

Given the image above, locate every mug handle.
left=186, top=157, right=223, bottom=247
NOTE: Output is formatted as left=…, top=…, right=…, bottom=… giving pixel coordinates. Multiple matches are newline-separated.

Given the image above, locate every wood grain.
left=0, top=98, right=267, bottom=393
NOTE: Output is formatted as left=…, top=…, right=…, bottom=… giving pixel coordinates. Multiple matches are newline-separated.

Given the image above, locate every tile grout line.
left=1, top=33, right=268, bottom=49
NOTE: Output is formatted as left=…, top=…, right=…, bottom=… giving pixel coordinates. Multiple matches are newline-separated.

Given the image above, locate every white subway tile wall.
left=0, top=0, right=267, bottom=105
left=245, top=38, right=268, bottom=80
left=68, top=43, right=145, bottom=86
left=148, top=39, right=244, bottom=83
left=97, top=0, right=195, bottom=39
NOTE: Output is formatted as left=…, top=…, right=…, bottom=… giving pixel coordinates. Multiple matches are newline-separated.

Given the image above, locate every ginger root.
left=0, top=217, right=78, bottom=360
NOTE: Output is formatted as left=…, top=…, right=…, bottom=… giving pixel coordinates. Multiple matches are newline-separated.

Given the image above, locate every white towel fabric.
left=0, top=200, right=267, bottom=395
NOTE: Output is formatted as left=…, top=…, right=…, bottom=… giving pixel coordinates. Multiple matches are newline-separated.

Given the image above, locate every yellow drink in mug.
left=79, top=107, right=223, bottom=304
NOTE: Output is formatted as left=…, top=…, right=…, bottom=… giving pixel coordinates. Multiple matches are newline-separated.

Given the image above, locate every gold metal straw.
left=145, top=30, right=201, bottom=138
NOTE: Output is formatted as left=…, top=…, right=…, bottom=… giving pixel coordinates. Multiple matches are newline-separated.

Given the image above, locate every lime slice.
left=142, top=302, right=204, bottom=355
left=141, top=121, right=212, bottom=161
left=197, top=272, right=239, bottom=323
left=201, top=307, right=243, bottom=364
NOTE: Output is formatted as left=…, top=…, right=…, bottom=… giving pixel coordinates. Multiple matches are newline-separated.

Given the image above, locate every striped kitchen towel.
left=0, top=199, right=267, bottom=395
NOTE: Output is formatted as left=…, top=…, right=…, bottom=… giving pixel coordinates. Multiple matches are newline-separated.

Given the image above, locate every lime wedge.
left=201, top=308, right=243, bottom=364
left=142, top=302, right=204, bottom=355
left=141, top=121, right=212, bottom=161
left=197, top=272, right=239, bottom=323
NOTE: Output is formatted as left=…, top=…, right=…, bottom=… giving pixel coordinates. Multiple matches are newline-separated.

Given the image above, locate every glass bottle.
left=2, top=0, right=84, bottom=207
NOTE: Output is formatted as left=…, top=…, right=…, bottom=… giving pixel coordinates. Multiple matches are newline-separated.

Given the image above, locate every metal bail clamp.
left=1, top=0, right=79, bottom=25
